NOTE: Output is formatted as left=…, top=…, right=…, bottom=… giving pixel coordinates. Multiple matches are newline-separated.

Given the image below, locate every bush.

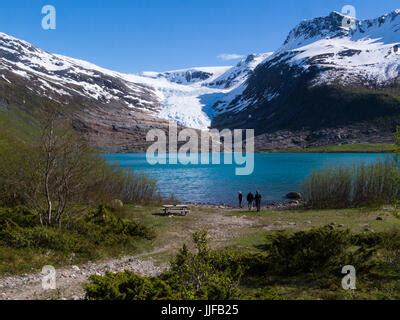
left=263, top=227, right=378, bottom=276
left=302, top=161, right=400, bottom=209
left=0, top=206, right=154, bottom=257
left=70, top=205, right=155, bottom=245
left=85, top=231, right=242, bottom=300
left=0, top=207, right=37, bottom=228
left=85, top=272, right=172, bottom=300
left=379, top=229, right=400, bottom=272
left=264, top=228, right=352, bottom=275
left=0, top=224, right=94, bottom=255
left=84, top=228, right=400, bottom=300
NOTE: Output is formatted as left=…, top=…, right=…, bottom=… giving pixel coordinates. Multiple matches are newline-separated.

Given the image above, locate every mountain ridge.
left=1, top=9, right=400, bottom=150
left=211, top=8, right=400, bottom=148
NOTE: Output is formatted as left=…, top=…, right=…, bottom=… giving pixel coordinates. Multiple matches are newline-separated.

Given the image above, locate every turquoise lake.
left=104, top=153, right=390, bottom=205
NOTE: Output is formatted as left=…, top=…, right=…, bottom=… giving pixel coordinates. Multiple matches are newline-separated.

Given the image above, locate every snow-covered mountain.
left=0, top=32, right=164, bottom=113
left=212, top=10, right=400, bottom=144
left=0, top=31, right=268, bottom=131
left=281, top=10, right=400, bottom=86
left=1, top=9, right=400, bottom=150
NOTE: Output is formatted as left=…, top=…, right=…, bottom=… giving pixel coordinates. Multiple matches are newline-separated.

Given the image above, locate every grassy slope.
left=110, top=205, right=400, bottom=262
left=2, top=204, right=400, bottom=299
left=225, top=207, right=400, bottom=250
left=0, top=108, right=39, bottom=147
left=103, top=205, right=400, bottom=300
left=3, top=204, right=399, bottom=275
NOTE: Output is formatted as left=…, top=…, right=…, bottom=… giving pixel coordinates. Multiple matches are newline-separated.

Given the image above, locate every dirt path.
left=0, top=208, right=258, bottom=300
left=0, top=255, right=166, bottom=300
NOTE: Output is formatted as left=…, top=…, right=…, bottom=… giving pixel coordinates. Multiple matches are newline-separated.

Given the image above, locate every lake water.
left=104, top=153, right=390, bottom=205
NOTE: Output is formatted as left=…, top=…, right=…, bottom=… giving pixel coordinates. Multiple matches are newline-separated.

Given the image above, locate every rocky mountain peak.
left=283, top=11, right=351, bottom=49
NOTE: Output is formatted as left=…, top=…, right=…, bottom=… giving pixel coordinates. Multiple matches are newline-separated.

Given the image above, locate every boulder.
left=286, top=192, right=302, bottom=200
left=110, top=199, right=124, bottom=209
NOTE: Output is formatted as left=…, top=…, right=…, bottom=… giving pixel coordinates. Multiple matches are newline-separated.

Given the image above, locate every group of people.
left=238, top=191, right=262, bottom=212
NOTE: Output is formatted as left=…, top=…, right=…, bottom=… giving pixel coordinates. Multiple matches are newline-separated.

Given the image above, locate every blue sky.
left=0, top=0, right=399, bottom=73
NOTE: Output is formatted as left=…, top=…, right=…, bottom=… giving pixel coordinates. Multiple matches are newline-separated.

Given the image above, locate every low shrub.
left=72, top=205, right=155, bottom=243
left=264, top=227, right=353, bottom=275
left=86, top=231, right=242, bottom=300
left=0, top=224, right=95, bottom=255
left=84, top=228, right=400, bottom=300
left=0, top=207, right=37, bottom=228
left=379, top=229, right=400, bottom=272
left=0, top=206, right=154, bottom=257
left=85, top=272, right=172, bottom=300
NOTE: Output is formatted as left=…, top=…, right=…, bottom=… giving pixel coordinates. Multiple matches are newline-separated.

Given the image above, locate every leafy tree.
left=0, top=108, right=159, bottom=227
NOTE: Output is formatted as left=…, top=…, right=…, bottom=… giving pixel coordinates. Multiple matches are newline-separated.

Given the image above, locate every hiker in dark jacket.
left=238, top=191, right=243, bottom=208
left=247, top=192, right=254, bottom=211
left=255, top=191, right=262, bottom=212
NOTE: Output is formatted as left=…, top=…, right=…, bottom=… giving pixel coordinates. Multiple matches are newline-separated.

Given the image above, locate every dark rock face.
left=283, top=12, right=350, bottom=47
left=0, top=96, right=9, bottom=110
left=253, top=123, right=396, bottom=150
left=162, top=70, right=213, bottom=84
left=212, top=47, right=400, bottom=135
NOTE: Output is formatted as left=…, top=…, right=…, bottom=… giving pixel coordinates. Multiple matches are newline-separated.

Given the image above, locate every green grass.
left=121, top=205, right=400, bottom=263
left=259, top=143, right=397, bottom=153
left=303, top=143, right=397, bottom=153
left=225, top=207, right=400, bottom=251
left=0, top=108, right=39, bottom=141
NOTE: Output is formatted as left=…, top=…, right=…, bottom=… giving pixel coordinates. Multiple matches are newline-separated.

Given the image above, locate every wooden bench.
left=162, top=205, right=190, bottom=216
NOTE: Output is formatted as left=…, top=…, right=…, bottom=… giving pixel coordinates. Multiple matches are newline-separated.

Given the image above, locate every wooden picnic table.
left=162, top=205, right=190, bottom=216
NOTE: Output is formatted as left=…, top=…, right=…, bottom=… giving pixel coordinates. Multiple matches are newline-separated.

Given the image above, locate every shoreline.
left=180, top=200, right=302, bottom=210
left=103, top=144, right=397, bottom=155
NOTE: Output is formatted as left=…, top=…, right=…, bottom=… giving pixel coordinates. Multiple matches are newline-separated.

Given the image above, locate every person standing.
left=247, top=192, right=254, bottom=211
left=255, top=191, right=262, bottom=212
left=238, top=191, right=243, bottom=208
